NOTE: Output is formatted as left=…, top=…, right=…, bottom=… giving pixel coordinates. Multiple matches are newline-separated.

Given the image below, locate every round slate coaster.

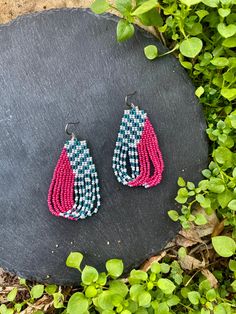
left=0, top=8, right=208, bottom=285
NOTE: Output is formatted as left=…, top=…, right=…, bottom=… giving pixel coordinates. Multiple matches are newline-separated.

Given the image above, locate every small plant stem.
left=201, top=32, right=214, bottom=45
left=154, top=26, right=167, bottom=46
left=185, top=270, right=201, bottom=287
left=159, top=44, right=179, bottom=57
left=179, top=302, right=194, bottom=311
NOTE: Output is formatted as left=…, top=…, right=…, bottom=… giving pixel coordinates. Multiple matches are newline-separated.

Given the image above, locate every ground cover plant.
left=0, top=0, right=236, bottom=313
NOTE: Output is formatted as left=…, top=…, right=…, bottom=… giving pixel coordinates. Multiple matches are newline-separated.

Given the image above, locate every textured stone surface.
left=0, top=9, right=208, bottom=285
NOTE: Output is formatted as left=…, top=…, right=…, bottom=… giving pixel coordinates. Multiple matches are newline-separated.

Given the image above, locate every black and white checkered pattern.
left=112, top=106, right=146, bottom=185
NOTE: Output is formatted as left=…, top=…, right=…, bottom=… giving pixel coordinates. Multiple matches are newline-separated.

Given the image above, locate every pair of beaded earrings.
left=48, top=95, right=164, bottom=221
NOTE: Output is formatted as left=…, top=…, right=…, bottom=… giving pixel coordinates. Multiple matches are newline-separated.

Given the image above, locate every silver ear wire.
left=65, top=121, right=80, bottom=138
left=125, top=91, right=137, bottom=108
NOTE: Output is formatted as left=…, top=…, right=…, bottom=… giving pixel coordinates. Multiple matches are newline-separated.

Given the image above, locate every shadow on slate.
left=0, top=8, right=208, bottom=285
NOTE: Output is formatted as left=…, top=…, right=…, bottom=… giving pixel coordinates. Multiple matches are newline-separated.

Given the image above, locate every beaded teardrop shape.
left=112, top=105, right=164, bottom=188
left=48, top=138, right=100, bottom=220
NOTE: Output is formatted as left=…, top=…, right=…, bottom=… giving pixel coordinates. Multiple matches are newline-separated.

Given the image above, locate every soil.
left=0, top=0, right=92, bottom=24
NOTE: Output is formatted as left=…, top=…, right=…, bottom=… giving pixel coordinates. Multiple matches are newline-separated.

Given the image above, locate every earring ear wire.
left=65, top=121, right=80, bottom=138
left=125, top=91, right=137, bottom=108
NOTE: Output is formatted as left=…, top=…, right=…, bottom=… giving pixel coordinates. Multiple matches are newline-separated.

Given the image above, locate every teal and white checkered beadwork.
left=112, top=106, right=146, bottom=185
left=48, top=137, right=100, bottom=221
left=62, top=138, right=100, bottom=220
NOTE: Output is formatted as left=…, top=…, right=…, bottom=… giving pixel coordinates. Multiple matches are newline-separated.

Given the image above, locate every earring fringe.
left=113, top=106, right=164, bottom=188
left=48, top=138, right=100, bottom=220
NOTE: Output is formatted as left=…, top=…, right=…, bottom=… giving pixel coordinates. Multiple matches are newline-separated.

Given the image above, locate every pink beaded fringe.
left=48, top=148, right=75, bottom=217
left=128, top=117, right=164, bottom=188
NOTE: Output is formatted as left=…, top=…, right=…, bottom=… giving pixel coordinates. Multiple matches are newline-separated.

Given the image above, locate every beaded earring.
left=48, top=122, right=101, bottom=220
left=112, top=94, right=164, bottom=188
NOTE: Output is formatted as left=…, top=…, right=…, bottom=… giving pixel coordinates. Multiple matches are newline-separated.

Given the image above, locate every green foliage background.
left=1, top=0, right=236, bottom=313
left=92, top=0, right=236, bottom=235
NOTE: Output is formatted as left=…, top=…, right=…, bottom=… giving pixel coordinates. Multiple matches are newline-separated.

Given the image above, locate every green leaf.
left=187, top=291, right=201, bottom=305
left=175, top=195, right=188, bottom=204
left=91, top=0, right=110, bottom=14
left=217, top=190, right=233, bottom=208
left=196, top=194, right=211, bottom=208
left=19, top=278, right=26, bottom=285
left=195, top=86, right=204, bottom=98
left=117, top=19, right=134, bottom=42
left=157, top=302, right=169, bottom=314
left=30, top=285, right=44, bottom=299
left=230, top=115, right=236, bottom=129
left=179, top=187, right=189, bottom=197
left=151, top=262, right=161, bottom=273
left=131, top=0, right=157, bottom=16
left=138, top=9, right=163, bottom=26
left=218, top=8, right=231, bottom=18
left=178, top=247, right=187, bottom=259
left=144, top=45, right=158, bottom=60
left=214, top=304, right=231, bottom=314
left=180, top=37, right=203, bottom=58
left=228, top=199, right=236, bottom=211
left=218, top=23, right=236, bottom=38
left=222, top=36, right=236, bottom=48
left=233, top=167, right=236, bottom=177
left=199, top=279, right=211, bottom=292
left=138, top=291, right=151, bottom=307
left=109, top=280, right=128, bottom=297
left=130, top=269, right=148, bottom=281
left=221, top=88, right=236, bottom=101
left=0, top=304, right=14, bottom=314
left=212, top=236, right=236, bottom=257
left=14, top=303, right=23, bottom=313
left=67, top=292, right=88, bottom=314
left=206, top=289, right=216, bottom=301
left=202, top=169, right=211, bottom=178
left=85, top=286, right=97, bottom=298
left=213, top=146, right=233, bottom=166
left=166, top=295, right=180, bottom=307
left=7, top=288, right=17, bottom=302
left=112, top=294, right=123, bottom=307
left=196, top=9, right=209, bottom=20
left=168, top=210, right=179, bottom=222
left=211, top=57, right=229, bottom=67
left=157, top=278, right=176, bottom=294
left=1, top=305, right=10, bottom=314
left=0, top=305, right=6, bottom=314
left=66, top=252, right=83, bottom=271
left=194, top=213, right=207, bottom=225
left=97, top=291, right=114, bottom=310
left=229, top=259, right=236, bottom=272
left=81, top=265, right=99, bottom=285
left=208, top=178, right=225, bottom=194
left=180, top=0, right=201, bottom=6
left=53, top=292, right=64, bottom=309
left=97, top=272, right=107, bottom=286
left=106, top=259, right=124, bottom=278
left=231, top=280, right=236, bottom=292
left=202, top=0, right=219, bottom=7
left=115, top=0, right=132, bottom=16
left=178, top=177, right=186, bottom=187
left=180, top=60, right=193, bottom=69
left=175, top=187, right=189, bottom=204
left=130, top=284, right=145, bottom=302
left=160, top=263, right=170, bottom=273
left=45, top=284, right=57, bottom=295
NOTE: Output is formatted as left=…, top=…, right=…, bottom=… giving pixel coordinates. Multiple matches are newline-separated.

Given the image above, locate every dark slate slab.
left=0, top=8, right=208, bottom=285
